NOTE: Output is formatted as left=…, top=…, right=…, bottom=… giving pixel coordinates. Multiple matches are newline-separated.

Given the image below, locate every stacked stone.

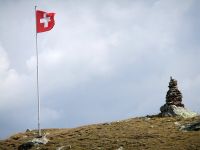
left=165, top=77, right=184, bottom=107
left=160, top=77, right=184, bottom=117
left=159, top=77, right=197, bottom=118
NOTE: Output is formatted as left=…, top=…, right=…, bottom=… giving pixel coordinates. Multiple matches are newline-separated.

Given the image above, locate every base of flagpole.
left=38, top=123, right=41, bottom=137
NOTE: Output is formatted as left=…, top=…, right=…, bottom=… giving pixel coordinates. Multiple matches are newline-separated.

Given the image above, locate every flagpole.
left=35, top=5, right=41, bottom=137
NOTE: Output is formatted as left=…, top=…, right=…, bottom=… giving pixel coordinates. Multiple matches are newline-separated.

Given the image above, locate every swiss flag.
left=36, top=10, right=55, bottom=33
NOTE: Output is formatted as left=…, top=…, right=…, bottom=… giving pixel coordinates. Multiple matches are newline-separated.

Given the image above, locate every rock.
left=172, top=105, right=197, bottom=118
left=102, top=123, right=110, bottom=125
left=18, top=142, right=34, bottom=150
left=31, top=135, right=49, bottom=145
left=26, top=129, right=31, bottom=132
left=56, top=146, right=65, bottom=150
left=160, top=104, right=176, bottom=117
left=116, top=146, right=124, bottom=150
left=181, top=122, right=200, bottom=131
left=174, top=122, right=181, bottom=126
left=159, top=77, right=197, bottom=118
left=165, top=77, right=184, bottom=107
left=144, top=117, right=151, bottom=121
left=18, top=136, right=49, bottom=150
left=160, top=104, right=197, bottom=118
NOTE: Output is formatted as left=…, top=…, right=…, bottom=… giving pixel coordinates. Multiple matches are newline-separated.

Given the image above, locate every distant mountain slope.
left=0, top=116, right=200, bottom=150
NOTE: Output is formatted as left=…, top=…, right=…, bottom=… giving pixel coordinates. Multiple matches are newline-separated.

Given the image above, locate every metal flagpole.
left=35, top=5, right=41, bottom=137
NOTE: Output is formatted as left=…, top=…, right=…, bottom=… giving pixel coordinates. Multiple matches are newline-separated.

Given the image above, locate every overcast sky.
left=0, top=0, right=200, bottom=139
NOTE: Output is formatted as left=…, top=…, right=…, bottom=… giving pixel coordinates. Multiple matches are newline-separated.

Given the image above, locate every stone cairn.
left=160, top=77, right=184, bottom=117
left=166, top=77, right=184, bottom=107
left=160, top=77, right=197, bottom=118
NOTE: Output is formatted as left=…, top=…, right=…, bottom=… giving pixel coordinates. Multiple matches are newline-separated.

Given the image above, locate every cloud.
left=0, top=44, right=34, bottom=138
left=0, top=44, right=22, bottom=109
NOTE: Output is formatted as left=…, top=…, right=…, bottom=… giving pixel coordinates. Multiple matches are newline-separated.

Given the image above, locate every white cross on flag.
left=36, top=10, right=55, bottom=33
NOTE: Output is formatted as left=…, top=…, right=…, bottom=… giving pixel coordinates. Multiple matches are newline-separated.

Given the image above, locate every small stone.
left=102, top=123, right=110, bottom=125
left=116, top=146, right=124, bottom=150
left=174, top=122, right=181, bottom=126
left=56, top=146, right=65, bottom=150
left=144, top=117, right=151, bottom=121
left=26, top=129, right=31, bottom=132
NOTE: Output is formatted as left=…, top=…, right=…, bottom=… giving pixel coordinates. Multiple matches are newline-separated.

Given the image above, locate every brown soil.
left=0, top=116, right=200, bottom=150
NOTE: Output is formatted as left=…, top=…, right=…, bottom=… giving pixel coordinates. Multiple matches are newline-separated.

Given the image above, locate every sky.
left=0, top=0, right=200, bottom=139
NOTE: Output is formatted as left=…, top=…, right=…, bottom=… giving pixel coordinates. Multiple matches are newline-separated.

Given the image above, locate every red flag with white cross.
left=36, top=10, right=55, bottom=33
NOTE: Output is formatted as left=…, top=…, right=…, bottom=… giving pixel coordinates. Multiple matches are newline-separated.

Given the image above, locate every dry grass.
left=0, top=116, right=200, bottom=150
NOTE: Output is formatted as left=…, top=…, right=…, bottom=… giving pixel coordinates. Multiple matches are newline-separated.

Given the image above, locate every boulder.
left=18, top=135, right=49, bottom=150
left=160, top=104, right=197, bottom=118
left=18, top=142, right=34, bottom=150
left=181, top=121, right=200, bottom=131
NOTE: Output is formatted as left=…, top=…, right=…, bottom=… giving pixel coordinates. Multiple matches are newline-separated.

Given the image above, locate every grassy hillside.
left=0, top=116, right=200, bottom=150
